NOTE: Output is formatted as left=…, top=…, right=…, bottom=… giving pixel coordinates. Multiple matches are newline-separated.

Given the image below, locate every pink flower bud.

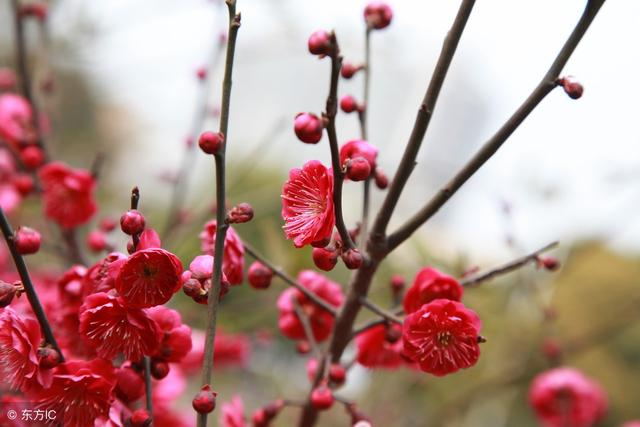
left=310, top=385, right=334, bottom=410
left=559, top=76, right=583, bottom=99
left=308, top=30, right=332, bottom=56
left=341, top=62, right=362, bottom=79
left=384, top=323, right=402, bottom=344
left=312, top=247, right=338, bottom=271
left=340, top=95, right=359, bottom=113
left=19, top=3, right=48, bottom=22
left=14, top=226, right=41, bottom=255
left=150, top=359, right=170, bottom=380
left=540, top=256, right=560, bottom=271
left=0, top=281, right=16, bottom=308
left=13, top=173, right=34, bottom=196
left=0, top=68, right=16, bottom=91
left=183, top=278, right=205, bottom=298
left=227, top=202, right=254, bottom=224
left=120, top=210, right=145, bottom=235
left=364, top=2, right=393, bottom=30
left=20, top=146, right=44, bottom=169
left=248, top=261, right=273, bottom=289
left=329, top=363, right=346, bottom=386
left=86, top=230, right=107, bottom=253
left=252, top=409, right=268, bottom=427
left=192, top=384, right=218, bottom=414
left=198, top=131, right=224, bottom=155
left=37, top=347, right=61, bottom=369
left=294, top=112, right=324, bottom=144
left=99, top=217, right=117, bottom=232
left=342, top=248, right=364, bottom=270
left=390, top=274, right=405, bottom=293
left=196, top=66, right=207, bottom=81
left=374, top=167, right=388, bottom=189
left=345, top=157, right=372, bottom=181
left=130, top=409, right=152, bottom=427
left=296, top=340, right=311, bottom=354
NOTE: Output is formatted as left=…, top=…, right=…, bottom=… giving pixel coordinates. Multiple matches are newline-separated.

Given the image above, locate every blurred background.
left=1, top=0, right=639, bottom=426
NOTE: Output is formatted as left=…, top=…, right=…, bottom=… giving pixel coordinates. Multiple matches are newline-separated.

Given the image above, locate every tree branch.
left=292, top=297, right=322, bottom=359
left=387, top=0, right=606, bottom=251
left=358, top=296, right=403, bottom=324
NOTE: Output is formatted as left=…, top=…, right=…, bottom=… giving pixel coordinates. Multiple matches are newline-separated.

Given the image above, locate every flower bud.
left=294, top=112, right=324, bottom=144
left=192, top=384, right=218, bottom=414
left=308, top=30, right=332, bottom=56
left=120, top=209, right=146, bottom=236
left=340, top=95, right=359, bottom=113
left=19, top=3, right=48, bottom=22
left=0, top=68, right=16, bottom=90
left=183, top=278, right=205, bottom=298
left=341, top=62, right=362, bottom=79
left=251, top=409, right=268, bottom=427
left=310, top=385, right=334, bottom=410
left=150, top=359, right=170, bottom=380
left=341, top=248, right=364, bottom=270
left=14, top=226, right=41, bottom=255
left=311, top=236, right=331, bottom=248
left=37, top=347, right=61, bottom=369
left=248, top=261, right=273, bottom=289
left=312, top=247, right=338, bottom=271
left=364, top=2, right=393, bottom=30
left=329, top=363, right=346, bottom=386
left=198, top=131, right=224, bottom=155
left=13, top=173, right=34, bottom=196
left=374, top=167, right=388, bottom=189
left=0, top=281, right=16, bottom=307
left=559, top=76, right=583, bottom=99
left=20, top=146, right=45, bottom=169
left=130, top=409, right=152, bottom=427
left=99, top=217, right=117, bottom=232
left=262, top=400, right=284, bottom=420
left=86, top=230, right=107, bottom=253
left=345, top=157, right=371, bottom=181
left=196, top=67, right=207, bottom=81
left=390, top=274, right=405, bottom=293
left=539, top=256, right=560, bottom=271
left=227, top=202, right=254, bottom=224
left=384, top=323, right=402, bottom=344
left=115, top=365, right=145, bottom=403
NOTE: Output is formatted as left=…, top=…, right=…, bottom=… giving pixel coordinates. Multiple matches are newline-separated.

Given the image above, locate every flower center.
left=436, top=331, right=452, bottom=347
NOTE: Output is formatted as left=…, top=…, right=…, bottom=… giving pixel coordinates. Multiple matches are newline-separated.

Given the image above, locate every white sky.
left=47, top=0, right=640, bottom=259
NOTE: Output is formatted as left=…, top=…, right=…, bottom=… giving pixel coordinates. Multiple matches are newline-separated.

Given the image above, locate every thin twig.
left=358, top=296, right=403, bottom=324
left=143, top=356, right=153, bottom=415
left=243, top=241, right=338, bottom=316
left=386, top=1, right=606, bottom=251
left=460, top=241, right=559, bottom=287
left=358, top=28, right=372, bottom=254
left=199, top=2, right=240, bottom=426
left=351, top=306, right=404, bottom=338
left=0, top=208, right=64, bottom=361
left=292, top=298, right=322, bottom=358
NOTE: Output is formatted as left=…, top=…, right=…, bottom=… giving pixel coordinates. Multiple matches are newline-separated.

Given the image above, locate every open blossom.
left=281, top=160, right=335, bottom=248
left=529, top=367, right=607, bottom=427
left=0, top=93, right=35, bottom=147
left=0, top=307, right=53, bottom=391
left=38, top=162, right=97, bottom=229
left=79, top=292, right=162, bottom=360
left=220, top=395, right=246, bottom=427
left=403, top=267, right=463, bottom=314
left=356, top=324, right=404, bottom=370
left=147, top=305, right=192, bottom=363
left=0, top=148, right=22, bottom=213
left=277, top=270, right=343, bottom=342
left=113, top=248, right=183, bottom=308
left=200, top=220, right=245, bottom=285
left=402, top=299, right=481, bottom=376
left=36, top=359, right=116, bottom=427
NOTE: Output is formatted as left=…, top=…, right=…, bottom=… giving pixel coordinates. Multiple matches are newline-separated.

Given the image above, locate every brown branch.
left=198, top=3, right=240, bottom=426
left=460, top=241, right=559, bottom=287
left=358, top=28, right=372, bottom=253
left=358, top=297, right=403, bottom=324
left=387, top=0, right=606, bottom=251
left=243, top=242, right=338, bottom=316
left=351, top=306, right=404, bottom=338
left=369, top=0, right=476, bottom=242
left=292, top=298, right=322, bottom=358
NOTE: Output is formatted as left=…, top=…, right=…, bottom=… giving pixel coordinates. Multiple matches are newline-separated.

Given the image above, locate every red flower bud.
left=150, top=359, right=170, bottom=380
left=0, top=68, right=16, bottom=90
left=311, top=236, right=331, bottom=248
left=340, top=95, right=359, bottom=113
left=14, top=226, right=41, bottom=255
left=559, top=76, right=583, bottom=99
left=120, top=209, right=146, bottom=235
left=384, top=323, right=402, bottom=344
left=99, top=217, right=117, bottom=232
left=296, top=340, right=311, bottom=354
left=248, top=261, right=273, bottom=289
left=37, top=347, right=61, bottom=369
left=540, top=256, right=560, bottom=271
left=329, top=363, right=346, bottom=386
left=374, top=168, right=388, bottom=189
left=86, top=230, right=107, bottom=253
left=196, top=67, right=207, bottom=81
left=312, top=247, right=338, bottom=271
left=182, top=278, right=205, bottom=298
left=19, top=3, right=48, bottom=22
left=130, top=409, right=152, bottom=427
left=198, top=131, right=224, bottom=155
left=542, top=337, right=562, bottom=361
left=227, top=202, right=254, bottom=224
left=341, top=62, right=362, bottom=79
left=310, top=385, right=334, bottom=410
left=0, top=281, right=16, bottom=308
left=345, top=157, right=371, bottom=181
left=294, top=112, right=324, bottom=144
left=192, top=384, right=218, bottom=414
left=364, top=2, right=393, bottom=30
left=341, top=248, right=364, bottom=270
left=308, top=30, right=332, bottom=56
left=251, top=409, right=268, bottom=427
left=20, top=146, right=45, bottom=169
left=13, top=173, right=35, bottom=196
left=390, top=274, right=405, bottom=293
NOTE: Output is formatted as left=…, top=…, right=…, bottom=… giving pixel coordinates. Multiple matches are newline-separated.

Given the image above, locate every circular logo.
left=7, top=409, right=17, bottom=420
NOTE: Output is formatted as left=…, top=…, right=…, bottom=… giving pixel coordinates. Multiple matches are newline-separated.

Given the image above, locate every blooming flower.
left=79, top=292, right=162, bottom=360
left=277, top=270, right=343, bottom=342
left=38, top=162, right=97, bottom=229
left=403, top=267, right=463, bottom=314
left=356, top=324, right=405, bottom=369
left=0, top=148, right=22, bottom=213
left=0, top=307, right=53, bottom=391
left=281, top=160, right=335, bottom=248
left=147, top=305, right=192, bottom=363
left=220, top=395, right=246, bottom=427
left=113, top=248, right=183, bottom=308
left=529, top=367, right=607, bottom=427
left=200, top=220, right=245, bottom=285
left=402, top=299, right=481, bottom=376
left=35, top=358, right=116, bottom=427
left=0, top=93, right=34, bottom=147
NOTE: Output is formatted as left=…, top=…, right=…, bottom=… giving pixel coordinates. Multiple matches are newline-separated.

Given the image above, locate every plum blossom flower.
left=402, top=299, right=481, bottom=376
left=147, top=306, right=192, bottom=363
left=339, top=139, right=378, bottom=170
left=356, top=324, right=404, bottom=369
left=220, top=395, right=246, bottom=427
left=0, top=93, right=35, bottom=147
left=403, top=267, right=463, bottom=314
left=200, top=220, right=245, bottom=285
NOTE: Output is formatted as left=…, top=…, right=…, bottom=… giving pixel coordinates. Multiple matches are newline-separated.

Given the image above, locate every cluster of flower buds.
left=182, top=254, right=231, bottom=304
